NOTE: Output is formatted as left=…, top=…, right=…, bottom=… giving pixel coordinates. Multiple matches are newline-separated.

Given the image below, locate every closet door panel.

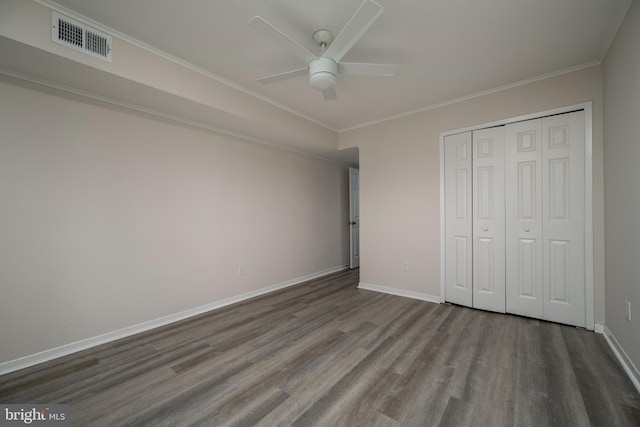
left=542, top=111, right=585, bottom=327
left=472, top=127, right=506, bottom=313
left=444, top=132, right=473, bottom=307
left=506, top=119, right=544, bottom=319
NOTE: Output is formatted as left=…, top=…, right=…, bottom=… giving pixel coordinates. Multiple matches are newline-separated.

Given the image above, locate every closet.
left=443, top=110, right=586, bottom=327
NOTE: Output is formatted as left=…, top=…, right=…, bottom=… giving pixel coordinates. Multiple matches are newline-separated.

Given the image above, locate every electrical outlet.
left=401, top=261, right=409, bottom=272
left=238, top=264, right=245, bottom=275
left=625, top=300, right=631, bottom=322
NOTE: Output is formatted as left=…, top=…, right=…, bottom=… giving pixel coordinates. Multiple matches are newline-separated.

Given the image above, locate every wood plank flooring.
left=1, top=269, right=639, bottom=426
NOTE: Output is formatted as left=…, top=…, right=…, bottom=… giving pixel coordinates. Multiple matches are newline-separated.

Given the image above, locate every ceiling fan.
left=249, top=0, right=399, bottom=101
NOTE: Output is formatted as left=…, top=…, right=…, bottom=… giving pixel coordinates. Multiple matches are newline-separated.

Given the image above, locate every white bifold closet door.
left=506, top=111, right=585, bottom=326
left=472, top=127, right=506, bottom=313
left=444, top=132, right=473, bottom=307
left=444, top=126, right=506, bottom=313
left=444, top=110, right=586, bottom=327
left=505, top=119, right=544, bottom=319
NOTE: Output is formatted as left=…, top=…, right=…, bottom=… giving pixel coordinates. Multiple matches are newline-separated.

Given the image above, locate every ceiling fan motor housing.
left=309, top=57, right=337, bottom=92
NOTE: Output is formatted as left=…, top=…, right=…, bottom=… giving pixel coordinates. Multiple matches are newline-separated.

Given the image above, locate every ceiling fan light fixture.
left=249, top=0, right=397, bottom=101
left=310, top=72, right=336, bottom=91
left=309, top=57, right=337, bottom=91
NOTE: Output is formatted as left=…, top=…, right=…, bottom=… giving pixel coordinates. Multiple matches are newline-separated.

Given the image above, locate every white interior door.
left=444, top=132, right=473, bottom=307
left=472, top=127, right=506, bottom=313
left=506, top=119, right=544, bottom=319
left=542, top=111, right=585, bottom=327
left=349, top=168, right=360, bottom=269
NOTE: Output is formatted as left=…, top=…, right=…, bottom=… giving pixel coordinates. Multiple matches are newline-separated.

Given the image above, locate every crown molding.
left=0, top=68, right=349, bottom=167
left=32, top=0, right=338, bottom=133
left=339, top=60, right=601, bottom=133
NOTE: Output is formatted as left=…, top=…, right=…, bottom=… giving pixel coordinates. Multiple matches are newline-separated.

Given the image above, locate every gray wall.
left=340, top=66, right=605, bottom=325
left=0, top=75, right=350, bottom=364
left=603, top=0, right=640, bottom=374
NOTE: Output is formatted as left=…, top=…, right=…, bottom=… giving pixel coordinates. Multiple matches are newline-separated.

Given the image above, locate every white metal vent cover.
left=52, top=12, right=112, bottom=63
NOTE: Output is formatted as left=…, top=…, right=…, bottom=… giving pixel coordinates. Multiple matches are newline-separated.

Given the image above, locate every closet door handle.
left=524, top=228, right=531, bottom=232
left=482, top=227, right=488, bottom=231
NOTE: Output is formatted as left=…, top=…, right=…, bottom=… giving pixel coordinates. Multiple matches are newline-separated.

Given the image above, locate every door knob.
left=524, top=228, right=530, bottom=232
left=482, top=227, right=488, bottom=231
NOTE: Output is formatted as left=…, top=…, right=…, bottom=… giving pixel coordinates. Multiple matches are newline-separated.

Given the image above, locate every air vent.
left=52, top=12, right=112, bottom=63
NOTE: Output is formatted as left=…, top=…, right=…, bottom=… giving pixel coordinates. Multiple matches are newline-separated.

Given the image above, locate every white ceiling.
left=43, top=0, right=632, bottom=131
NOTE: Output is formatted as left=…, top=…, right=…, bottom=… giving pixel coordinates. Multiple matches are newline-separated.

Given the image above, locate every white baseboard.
left=594, top=323, right=605, bottom=333
left=602, top=325, right=640, bottom=394
left=358, top=282, right=441, bottom=304
left=0, top=265, right=347, bottom=376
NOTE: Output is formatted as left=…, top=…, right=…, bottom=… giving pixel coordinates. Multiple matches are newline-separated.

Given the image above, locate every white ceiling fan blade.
left=257, top=67, right=308, bottom=84
left=338, top=62, right=399, bottom=76
left=249, top=16, right=316, bottom=64
left=323, top=0, right=383, bottom=63
left=322, top=87, right=337, bottom=101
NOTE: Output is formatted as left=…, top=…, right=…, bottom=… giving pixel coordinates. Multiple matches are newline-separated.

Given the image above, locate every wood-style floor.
left=1, top=269, right=639, bottom=426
